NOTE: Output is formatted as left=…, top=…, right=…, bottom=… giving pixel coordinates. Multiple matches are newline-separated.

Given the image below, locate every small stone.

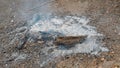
left=118, top=33, right=120, bottom=35
left=101, top=57, right=105, bottom=61
left=11, top=20, right=14, bottom=23
left=114, top=66, right=118, bottom=68
left=111, top=51, right=115, bottom=54
left=37, top=41, right=44, bottom=44
left=48, top=48, right=54, bottom=54
left=114, top=64, right=119, bottom=68
left=80, top=58, right=83, bottom=60
left=98, top=66, right=102, bottom=68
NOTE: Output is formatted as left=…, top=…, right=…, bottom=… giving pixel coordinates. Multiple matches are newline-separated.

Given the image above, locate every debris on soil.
left=16, top=36, right=28, bottom=50
left=37, top=40, right=45, bottom=44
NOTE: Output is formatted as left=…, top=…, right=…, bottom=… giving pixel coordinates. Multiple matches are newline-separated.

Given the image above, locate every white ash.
left=11, top=53, right=27, bottom=61
left=28, top=15, right=109, bottom=67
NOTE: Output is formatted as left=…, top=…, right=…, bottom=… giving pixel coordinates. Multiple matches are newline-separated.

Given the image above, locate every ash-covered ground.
left=0, top=0, right=120, bottom=68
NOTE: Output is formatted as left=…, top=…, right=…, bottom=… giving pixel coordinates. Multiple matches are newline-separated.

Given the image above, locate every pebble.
left=37, top=41, right=44, bottom=44
left=114, top=66, right=119, bottom=68
left=101, top=57, right=105, bottom=61
left=98, top=66, right=102, bottom=68
left=11, top=20, right=14, bottom=23
left=111, top=51, right=115, bottom=54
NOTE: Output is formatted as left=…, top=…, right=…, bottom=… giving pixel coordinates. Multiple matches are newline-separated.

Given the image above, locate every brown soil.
left=0, top=0, right=120, bottom=68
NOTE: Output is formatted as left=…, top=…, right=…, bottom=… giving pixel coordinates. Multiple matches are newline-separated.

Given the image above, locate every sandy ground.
left=0, top=0, right=120, bottom=68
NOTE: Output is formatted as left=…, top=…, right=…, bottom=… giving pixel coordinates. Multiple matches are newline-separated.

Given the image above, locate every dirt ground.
left=0, top=0, right=120, bottom=68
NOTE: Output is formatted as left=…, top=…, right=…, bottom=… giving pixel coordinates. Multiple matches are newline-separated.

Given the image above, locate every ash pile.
left=27, top=15, right=109, bottom=55
left=1, top=15, right=109, bottom=67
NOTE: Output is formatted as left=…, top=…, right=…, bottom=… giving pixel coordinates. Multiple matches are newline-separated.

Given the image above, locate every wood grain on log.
left=54, top=35, right=87, bottom=45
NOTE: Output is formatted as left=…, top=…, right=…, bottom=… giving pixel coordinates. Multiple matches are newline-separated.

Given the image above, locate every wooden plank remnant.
left=54, top=35, right=87, bottom=45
